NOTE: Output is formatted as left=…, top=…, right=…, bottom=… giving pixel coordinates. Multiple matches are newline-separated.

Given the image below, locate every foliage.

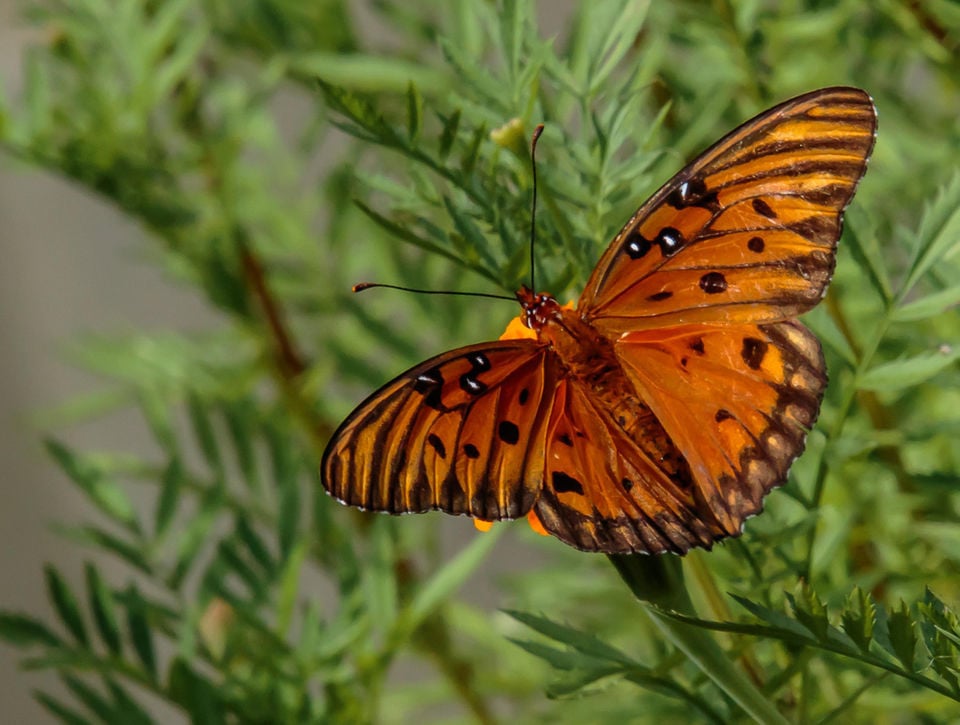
left=2, top=0, right=959, bottom=722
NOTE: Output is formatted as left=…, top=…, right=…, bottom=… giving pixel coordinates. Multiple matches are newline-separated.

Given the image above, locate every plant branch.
left=238, top=241, right=308, bottom=381
left=609, top=554, right=789, bottom=725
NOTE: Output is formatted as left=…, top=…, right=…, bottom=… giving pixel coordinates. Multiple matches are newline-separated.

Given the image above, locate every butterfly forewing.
left=321, top=341, right=559, bottom=521
left=579, top=87, right=877, bottom=335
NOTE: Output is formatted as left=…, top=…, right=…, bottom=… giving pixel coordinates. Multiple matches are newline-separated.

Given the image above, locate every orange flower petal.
left=526, top=509, right=550, bottom=537
left=499, top=301, right=574, bottom=342
left=474, top=512, right=549, bottom=537
left=499, top=315, right=535, bottom=341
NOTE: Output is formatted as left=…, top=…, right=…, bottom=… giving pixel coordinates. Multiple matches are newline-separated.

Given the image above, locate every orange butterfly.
left=321, top=87, right=877, bottom=554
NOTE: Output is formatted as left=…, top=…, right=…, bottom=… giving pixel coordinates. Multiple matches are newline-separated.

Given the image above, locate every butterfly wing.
left=321, top=341, right=560, bottom=521
left=532, top=321, right=825, bottom=554
left=533, top=377, right=728, bottom=554
left=615, top=320, right=825, bottom=536
left=579, top=86, right=877, bottom=335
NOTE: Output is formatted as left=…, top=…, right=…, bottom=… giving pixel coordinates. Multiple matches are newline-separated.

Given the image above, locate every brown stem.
left=238, top=242, right=308, bottom=380
left=907, top=0, right=951, bottom=48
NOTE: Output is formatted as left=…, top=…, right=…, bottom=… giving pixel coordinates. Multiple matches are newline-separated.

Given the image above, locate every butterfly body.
left=518, top=285, right=690, bottom=496
left=323, top=87, right=877, bottom=554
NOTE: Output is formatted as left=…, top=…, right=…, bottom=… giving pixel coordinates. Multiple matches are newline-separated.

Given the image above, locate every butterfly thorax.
left=517, top=285, right=695, bottom=486
left=518, top=285, right=635, bottom=414
left=518, top=287, right=653, bottom=437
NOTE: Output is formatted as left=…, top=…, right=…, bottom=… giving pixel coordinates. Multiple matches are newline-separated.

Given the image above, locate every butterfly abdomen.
left=540, top=305, right=698, bottom=493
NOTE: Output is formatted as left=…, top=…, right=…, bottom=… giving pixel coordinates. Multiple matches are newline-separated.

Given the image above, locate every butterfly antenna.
left=352, top=282, right=514, bottom=302
left=529, top=124, right=545, bottom=294
left=353, top=126, right=545, bottom=304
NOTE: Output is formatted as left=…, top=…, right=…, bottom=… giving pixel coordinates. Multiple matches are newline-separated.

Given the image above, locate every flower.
left=489, top=118, right=527, bottom=156
left=199, top=597, right=235, bottom=660
left=474, top=509, right=549, bottom=536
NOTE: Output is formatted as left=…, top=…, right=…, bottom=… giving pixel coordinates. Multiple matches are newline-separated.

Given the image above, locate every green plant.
left=1, top=1, right=959, bottom=722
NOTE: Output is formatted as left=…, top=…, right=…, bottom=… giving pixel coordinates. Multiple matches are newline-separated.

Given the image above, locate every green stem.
left=609, top=554, right=788, bottom=725
left=801, top=299, right=895, bottom=581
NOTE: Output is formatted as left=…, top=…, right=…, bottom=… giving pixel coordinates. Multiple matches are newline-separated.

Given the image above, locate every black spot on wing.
left=624, top=230, right=652, bottom=259
left=741, top=337, right=769, bottom=370
left=460, top=351, right=493, bottom=395
left=654, top=227, right=684, bottom=256
left=427, top=433, right=447, bottom=459
left=666, top=176, right=719, bottom=211
left=413, top=367, right=444, bottom=410
left=699, top=272, right=728, bottom=294
left=498, top=421, right=520, bottom=445
left=752, top=198, right=778, bottom=219
left=414, top=367, right=443, bottom=391
left=468, top=352, right=491, bottom=371
left=647, top=290, right=673, bottom=302
left=460, top=374, right=487, bottom=395
left=552, top=471, right=585, bottom=495
left=463, top=443, right=480, bottom=459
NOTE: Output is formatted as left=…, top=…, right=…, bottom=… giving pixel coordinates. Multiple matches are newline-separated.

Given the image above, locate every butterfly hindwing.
left=533, top=378, right=728, bottom=554
left=579, top=87, right=877, bottom=335
left=615, top=320, right=826, bottom=528
left=321, top=341, right=559, bottom=521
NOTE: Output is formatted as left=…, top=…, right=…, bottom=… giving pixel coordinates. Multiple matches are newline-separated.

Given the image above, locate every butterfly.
left=321, top=87, right=877, bottom=554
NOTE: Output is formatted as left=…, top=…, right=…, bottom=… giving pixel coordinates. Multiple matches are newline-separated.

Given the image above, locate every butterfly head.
left=516, top=285, right=562, bottom=331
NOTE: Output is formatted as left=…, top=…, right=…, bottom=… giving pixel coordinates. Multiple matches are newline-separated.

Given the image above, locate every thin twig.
left=238, top=242, right=308, bottom=380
